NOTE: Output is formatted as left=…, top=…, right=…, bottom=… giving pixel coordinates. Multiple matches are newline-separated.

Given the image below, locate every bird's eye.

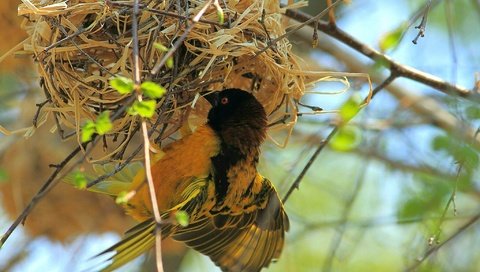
left=220, top=97, right=229, bottom=105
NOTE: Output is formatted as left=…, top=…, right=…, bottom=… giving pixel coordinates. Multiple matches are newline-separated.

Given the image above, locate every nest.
left=17, top=0, right=317, bottom=161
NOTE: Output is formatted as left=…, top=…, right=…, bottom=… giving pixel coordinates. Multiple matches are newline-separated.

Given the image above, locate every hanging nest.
left=17, top=0, right=318, bottom=161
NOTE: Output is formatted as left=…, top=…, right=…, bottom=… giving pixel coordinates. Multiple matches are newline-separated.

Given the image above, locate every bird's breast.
left=126, top=125, right=221, bottom=221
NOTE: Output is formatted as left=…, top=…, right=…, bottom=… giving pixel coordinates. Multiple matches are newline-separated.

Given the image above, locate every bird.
left=74, top=89, right=289, bottom=272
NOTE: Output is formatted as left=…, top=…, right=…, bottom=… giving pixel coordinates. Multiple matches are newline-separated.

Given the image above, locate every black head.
left=205, top=89, right=267, bottom=149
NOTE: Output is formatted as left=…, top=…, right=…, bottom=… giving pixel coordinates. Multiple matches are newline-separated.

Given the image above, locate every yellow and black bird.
left=79, top=89, right=289, bottom=271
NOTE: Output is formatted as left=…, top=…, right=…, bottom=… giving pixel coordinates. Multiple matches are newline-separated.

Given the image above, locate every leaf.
left=339, top=95, right=362, bottom=122
left=175, top=211, right=190, bottom=227
left=431, top=135, right=450, bottom=151
left=141, top=81, right=166, bottom=99
left=116, top=191, right=129, bottom=204
left=466, top=105, right=480, bottom=119
left=73, top=171, right=88, bottom=189
left=455, top=146, right=479, bottom=172
left=330, top=126, right=361, bottom=151
left=397, top=174, right=451, bottom=219
left=95, top=111, right=113, bottom=135
left=379, top=23, right=406, bottom=52
left=166, top=57, right=174, bottom=69
left=216, top=7, right=225, bottom=25
left=153, top=43, right=169, bottom=52
left=81, top=120, right=96, bottom=143
left=128, top=100, right=157, bottom=118
left=110, top=76, right=134, bottom=94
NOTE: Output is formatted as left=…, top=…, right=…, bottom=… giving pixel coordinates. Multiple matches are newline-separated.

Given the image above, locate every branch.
left=282, top=75, right=393, bottom=203
left=405, top=212, right=480, bottom=271
left=282, top=126, right=337, bottom=203
left=300, top=26, right=480, bottom=148
left=0, top=145, right=82, bottom=248
left=151, top=0, right=214, bottom=75
left=281, top=6, right=479, bottom=103
left=323, top=159, right=370, bottom=272
left=131, top=1, right=164, bottom=271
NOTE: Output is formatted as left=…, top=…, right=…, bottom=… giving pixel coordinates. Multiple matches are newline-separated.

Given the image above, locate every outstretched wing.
left=173, top=178, right=289, bottom=272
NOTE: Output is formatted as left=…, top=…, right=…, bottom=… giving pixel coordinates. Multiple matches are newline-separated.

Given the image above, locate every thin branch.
left=132, top=1, right=164, bottom=271
left=326, top=0, right=336, bottom=25
left=151, top=0, right=214, bottom=75
left=323, top=160, right=370, bottom=272
left=302, top=26, right=480, bottom=148
left=32, top=99, right=50, bottom=127
left=412, top=0, right=432, bottom=44
left=282, top=126, right=338, bottom=203
left=281, top=6, right=479, bottom=102
left=405, top=212, right=480, bottom=271
left=256, top=0, right=342, bottom=57
left=0, top=145, right=83, bottom=247
left=282, top=76, right=394, bottom=203
left=109, top=1, right=225, bottom=27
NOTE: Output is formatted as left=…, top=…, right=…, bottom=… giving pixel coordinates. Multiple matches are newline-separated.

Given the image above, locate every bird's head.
left=205, top=89, right=267, bottom=151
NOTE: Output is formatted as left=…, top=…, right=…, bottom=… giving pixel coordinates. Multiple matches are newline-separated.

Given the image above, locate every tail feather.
left=96, top=219, right=156, bottom=272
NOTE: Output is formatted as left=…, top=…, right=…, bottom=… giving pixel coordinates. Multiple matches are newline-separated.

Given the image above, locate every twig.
left=306, top=29, right=480, bottom=148
left=326, top=0, right=336, bottom=25
left=405, top=212, right=480, bottom=271
left=32, top=99, right=50, bottom=127
left=109, top=1, right=225, bottom=27
left=0, top=145, right=83, bottom=247
left=282, top=76, right=394, bottom=203
left=131, top=1, right=164, bottom=271
left=323, top=159, right=370, bottom=272
left=255, top=0, right=342, bottom=57
left=281, top=6, right=479, bottom=102
left=412, top=0, right=432, bottom=44
left=282, top=126, right=338, bottom=203
left=151, top=0, right=214, bottom=75
left=43, top=27, right=88, bottom=52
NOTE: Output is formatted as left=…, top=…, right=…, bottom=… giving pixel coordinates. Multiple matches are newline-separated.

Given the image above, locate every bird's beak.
left=201, top=91, right=219, bottom=107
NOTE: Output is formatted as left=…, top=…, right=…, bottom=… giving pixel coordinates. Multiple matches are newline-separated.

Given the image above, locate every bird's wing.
left=173, top=177, right=289, bottom=272
left=93, top=177, right=212, bottom=272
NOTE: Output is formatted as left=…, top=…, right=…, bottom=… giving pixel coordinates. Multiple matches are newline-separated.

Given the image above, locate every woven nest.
left=17, top=0, right=318, bottom=161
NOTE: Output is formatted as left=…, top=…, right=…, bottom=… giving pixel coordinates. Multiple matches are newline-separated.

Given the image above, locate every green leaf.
left=466, top=105, right=480, bottom=119
left=175, top=211, right=190, bottom=227
left=153, top=43, right=169, bottom=52
left=330, top=126, right=362, bottom=151
left=73, top=171, right=88, bottom=189
left=116, top=191, right=129, bottom=204
left=81, top=120, right=96, bottom=143
left=141, top=81, right=166, bottom=99
left=397, top=174, right=451, bottom=219
left=216, top=7, right=225, bottom=25
left=339, top=95, right=362, bottom=121
left=455, top=146, right=479, bottom=172
left=166, top=57, right=174, bottom=69
left=110, top=76, right=134, bottom=94
left=431, top=135, right=450, bottom=151
left=128, top=100, right=157, bottom=118
left=379, top=23, right=407, bottom=52
left=95, top=111, right=113, bottom=135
